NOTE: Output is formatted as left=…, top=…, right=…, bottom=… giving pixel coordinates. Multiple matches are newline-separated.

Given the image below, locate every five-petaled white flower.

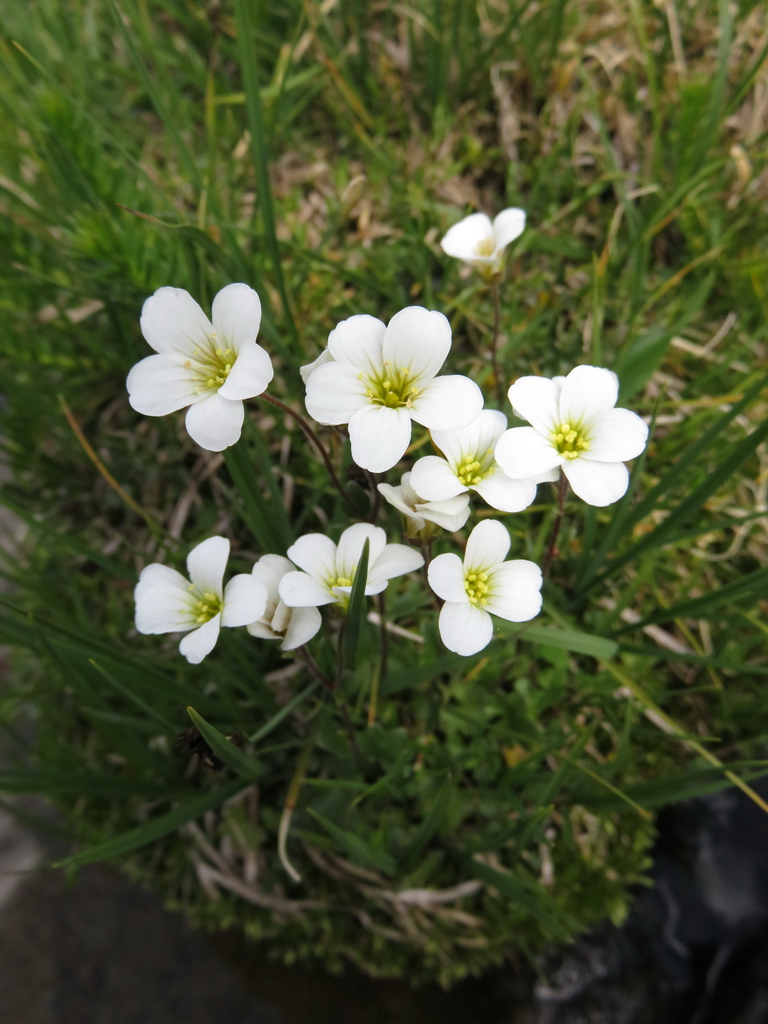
left=428, top=519, right=542, bottom=657
left=246, top=554, right=322, bottom=651
left=495, top=365, right=649, bottom=507
left=440, top=208, right=526, bottom=281
left=410, top=409, right=557, bottom=514
left=377, top=472, right=470, bottom=540
left=127, top=283, right=273, bottom=452
left=134, top=536, right=268, bottom=665
left=278, top=523, right=424, bottom=610
left=304, top=306, right=483, bottom=473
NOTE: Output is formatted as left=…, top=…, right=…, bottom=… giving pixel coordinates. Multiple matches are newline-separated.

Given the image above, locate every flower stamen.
left=464, top=570, right=490, bottom=605
left=552, top=421, right=589, bottom=460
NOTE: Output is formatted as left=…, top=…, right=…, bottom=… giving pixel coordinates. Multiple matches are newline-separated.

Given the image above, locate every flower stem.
left=365, top=469, right=382, bottom=523
left=296, top=645, right=335, bottom=692
left=491, top=282, right=505, bottom=409
left=260, top=392, right=356, bottom=515
left=542, top=473, right=569, bottom=577
left=333, top=620, right=366, bottom=766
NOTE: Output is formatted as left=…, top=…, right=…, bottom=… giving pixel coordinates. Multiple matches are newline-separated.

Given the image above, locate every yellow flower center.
left=184, top=331, right=236, bottom=393
left=190, top=589, right=223, bottom=624
left=456, top=448, right=495, bottom=487
left=331, top=575, right=353, bottom=589
left=359, top=362, right=420, bottom=410
left=464, top=570, right=490, bottom=606
left=475, top=237, right=495, bottom=257
left=552, top=421, right=590, bottom=460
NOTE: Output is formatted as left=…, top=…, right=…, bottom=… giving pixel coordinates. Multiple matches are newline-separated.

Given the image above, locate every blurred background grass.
left=0, top=0, right=767, bottom=985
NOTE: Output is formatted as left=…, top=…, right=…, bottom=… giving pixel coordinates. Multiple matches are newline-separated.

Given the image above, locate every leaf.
left=56, top=778, right=247, bottom=869
left=186, top=707, right=262, bottom=780
left=343, top=538, right=370, bottom=675
left=307, top=808, right=396, bottom=875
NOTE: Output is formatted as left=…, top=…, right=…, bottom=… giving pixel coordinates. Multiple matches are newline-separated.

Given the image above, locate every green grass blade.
left=56, top=778, right=247, bottom=869
left=186, top=706, right=262, bottom=779
left=343, top=538, right=370, bottom=675
left=232, top=0, right=297, bottom=353
left=248, top=679, right=321, bottom=745
left=307, top=807, right=396, bottom=875
left=615, top=568, right=768, bottom=633
left=89, top=659, right=177, bottom=733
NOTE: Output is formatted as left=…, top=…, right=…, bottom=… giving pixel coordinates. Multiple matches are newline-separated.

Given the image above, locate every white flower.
left=428, top=520, right=542, bottom=657
left=495, top=365, right=649, bottom=507
left=377, top=472, right=470, bottom=540
left=440, top=208, right=526, bottom=280
left=127, top=283, right=274, bottom=452
left=304, top=306, right=483, bottom=473
left=299, top=347, right=334, bottom=384
left=246, top=554, right=322, bottom=651
left=134, top=536, right=268, bottom=665
left=410, top=409, right=556, bottom=514
left=278, top=523, right=424, bottom=610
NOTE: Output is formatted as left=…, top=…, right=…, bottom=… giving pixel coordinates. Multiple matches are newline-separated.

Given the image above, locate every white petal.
left=440, top=213, right=494, bottom=261
left=185, top=393, right=244, bottom=451
left=409, top=456, right=465, bottom=501
left=186, top=536, right=229, bottom=596
left=465, top=519, right=510, bottom=572
left=304, top=361, right=368, bottom=425
left=300, top=348, right=334, bottom=385
left=127, top=354, right=197, bottom=416
left=210, top=283, right=262, bottom=355
left=427, top=553, right=467, bottom=603
left=507, top=376, right=561, bottom=436
left=134, top=564, right=196, bottom=634
left=179, top=615, right=221, bottom=664
left=279, top=570, right=336, bottom=607
left=558, top=365, right=618, bottom=427
left=583, top=408, right=649, bottom=463
left=140, top=287, right=213, bottom=357
left=409, top=375, right=484, bottom=431
left=251, top=554, right=294, bottom=599
left=484, top=561, right=542, bottom=622
left=473, top=469, right=537, bottom=513
left=534, top=466, right=561, bottom=484
left=367, top=543, right=424, bottom=588
left=222, top=574, right=268, bottom=627
left=327, top=314, right=386, bottom=375
left=438, top=602, right=494, bottom=656
left=287, top=533, right=338, bottom=583
left=217, top=340, right=273, bottom=401
left=492, top=208, right=526, bottom=251
left=416, top=494, right=471, bottom=532
left=348, top=405, right=412, bottom=473
left=336, top=524, right=387, bottom=581
left=563, top=459, right=629, bottom=507
left=431, top=409, right=507, bottom=469
left=382, top=306, right=452, bottom=384
left=377, top=482, right=425, bottom=530
left=246, top=620, right=279, bottom=640
left=271, top=600, right=292, bottom=634
left=282, top=606, right=323, bottom=650
left=494, top=427, right=561, bottom=479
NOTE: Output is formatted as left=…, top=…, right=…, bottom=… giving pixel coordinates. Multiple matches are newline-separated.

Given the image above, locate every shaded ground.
left=2, top=784, right=768, bottom=1023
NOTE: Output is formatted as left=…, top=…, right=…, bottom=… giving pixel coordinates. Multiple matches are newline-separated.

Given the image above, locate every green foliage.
left=0, top=0, right=767, bottom=988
